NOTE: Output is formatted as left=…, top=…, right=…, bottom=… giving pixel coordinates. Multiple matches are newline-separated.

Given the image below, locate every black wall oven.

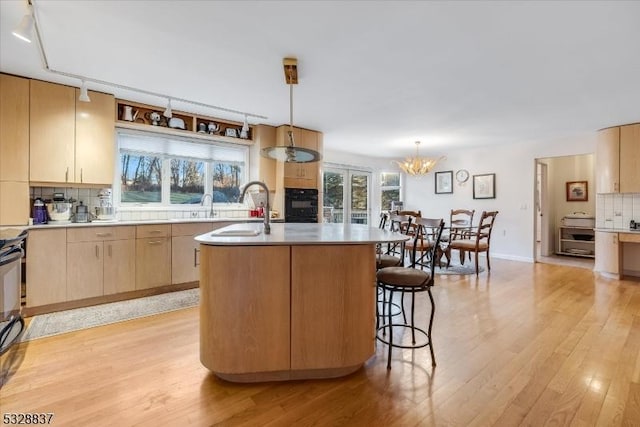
left=285, top=188, right=318, bottom=223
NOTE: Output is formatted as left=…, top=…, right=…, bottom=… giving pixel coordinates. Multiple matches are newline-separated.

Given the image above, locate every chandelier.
left=396, top=141, right=442, bottom=175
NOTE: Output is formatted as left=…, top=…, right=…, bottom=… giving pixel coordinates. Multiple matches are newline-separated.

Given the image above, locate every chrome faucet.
left=200, top=193, right=214, bottom=218
left=239, top=181, right=271, bottom=234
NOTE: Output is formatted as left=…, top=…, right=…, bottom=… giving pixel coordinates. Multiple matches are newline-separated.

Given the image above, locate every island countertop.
left=194, top=222, right=409, bottom=246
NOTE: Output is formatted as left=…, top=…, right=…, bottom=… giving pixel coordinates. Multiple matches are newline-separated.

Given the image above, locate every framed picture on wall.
left=473, top=173, right=496, bottom=199
left=435, top=171, right=453, bottom=194
left=566, top=181, right=588, bottom=201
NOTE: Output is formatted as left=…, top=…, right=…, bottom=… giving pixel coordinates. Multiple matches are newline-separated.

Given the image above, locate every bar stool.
left=376, top=217, right=444, bottom=370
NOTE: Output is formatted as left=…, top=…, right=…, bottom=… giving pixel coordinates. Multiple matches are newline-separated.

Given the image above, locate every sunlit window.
left=120, top=153, right=162, bottom=203
left=380, top=172, right=401, bottom=211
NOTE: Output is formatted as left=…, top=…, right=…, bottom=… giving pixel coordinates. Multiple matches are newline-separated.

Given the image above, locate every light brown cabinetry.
left=620, top=124, right=640, bottom=193
left=200, top=245, right=291, bottom=375
left=75, top=89, right=116, bottom=185
left=596, top=124, right=640, bottom=193
left=290, top=245, right=375, bottom=370
left=171, top=222, right=212, bottom=284
left=594, top=231, right=620, bottom=276
left=66, top=226, right=135, bottom=300
left=26, top=228, right=67, bottom=307
left=0, top=74, right=30, bottom=225
left=136, top=224, right=171, bottom=289
left=278, top=126, right=321, bottom=189
left=199, top=241, right=375, bottom=381
left=254, top=125, right=277, bottom=190
left=30, top=80, right=115, bottom=185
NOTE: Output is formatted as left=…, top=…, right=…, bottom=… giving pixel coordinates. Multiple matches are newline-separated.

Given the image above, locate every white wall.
left=402, top=132, right=597, bottom=262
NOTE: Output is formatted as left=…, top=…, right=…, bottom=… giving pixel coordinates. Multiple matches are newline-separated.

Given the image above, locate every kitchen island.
left=195, top=222, right=408, bottom=382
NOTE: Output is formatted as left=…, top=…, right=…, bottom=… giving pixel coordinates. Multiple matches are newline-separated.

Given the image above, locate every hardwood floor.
left=2, top=259, right=640, bottom=426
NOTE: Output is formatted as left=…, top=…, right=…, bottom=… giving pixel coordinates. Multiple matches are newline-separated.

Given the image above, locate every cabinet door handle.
left=95, top=244, right=99, bottom=258
left=194, top=248, right=200, bottom=267
left=148, top=240, right=162, bottom=245
left=65, top=167, right=69, bottom=182
left=148, top=230, right=163, bottom=234
left=80, top=168, right=83, bottom=183
left=96, top=232, right=112, bottom=237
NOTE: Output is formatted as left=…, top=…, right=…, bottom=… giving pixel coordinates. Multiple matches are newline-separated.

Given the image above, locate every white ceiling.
left=1, top=0, right=639, bottom=159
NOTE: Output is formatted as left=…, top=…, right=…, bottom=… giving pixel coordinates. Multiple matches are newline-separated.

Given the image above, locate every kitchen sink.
left=211, top=229, right=261, bottom=237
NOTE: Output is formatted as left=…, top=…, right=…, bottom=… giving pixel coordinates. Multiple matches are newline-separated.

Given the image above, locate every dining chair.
left=446, top=210, right=498, bottom=275
left=447, top=209, right=475, bottom=264
left=376, top=217, right=445, bottom=369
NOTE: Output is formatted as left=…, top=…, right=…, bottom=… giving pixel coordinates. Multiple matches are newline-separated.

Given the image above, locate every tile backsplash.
left=596, top=193, right=640, bottom=229
left=30, top=186, right=251, bottom=220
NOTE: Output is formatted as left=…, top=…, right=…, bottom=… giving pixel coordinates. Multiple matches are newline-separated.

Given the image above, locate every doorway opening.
left=534, top=154, right=595, bottom=270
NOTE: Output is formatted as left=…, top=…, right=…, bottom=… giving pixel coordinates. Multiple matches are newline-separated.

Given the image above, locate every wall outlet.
left=191, top=211, right=198, bottom=218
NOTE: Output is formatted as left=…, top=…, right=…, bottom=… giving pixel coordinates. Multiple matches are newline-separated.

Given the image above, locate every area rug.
left=434, top=263, right=485, bottom=275
left=20, top=288, right=199, bottom=342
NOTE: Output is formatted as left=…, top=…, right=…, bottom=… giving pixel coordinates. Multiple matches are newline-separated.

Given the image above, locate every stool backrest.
left=410, top=217, right=445, bottom=282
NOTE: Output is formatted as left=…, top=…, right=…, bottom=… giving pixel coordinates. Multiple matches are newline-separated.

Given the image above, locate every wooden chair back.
left=449, top=209, right=475, bottom=240
left=475, top=211, right=499, bottom=247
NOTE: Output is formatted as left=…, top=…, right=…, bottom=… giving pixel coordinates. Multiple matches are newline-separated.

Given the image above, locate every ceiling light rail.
left=12, top=0, right=267, bottom=122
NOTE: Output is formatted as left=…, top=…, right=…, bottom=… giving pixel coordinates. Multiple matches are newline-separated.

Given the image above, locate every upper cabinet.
left=30, top=80, right=115, bottom=185
left=0, top=74, right=30, bottom=225
left=1, top=74, right=30, bottom=181
left=75, top=89, right=116, bottom=185
left=620, top=124, right=640, bottom=193
left=277, top=126, right=322, bottom=189
left=596, top=123, right=640, bottom=194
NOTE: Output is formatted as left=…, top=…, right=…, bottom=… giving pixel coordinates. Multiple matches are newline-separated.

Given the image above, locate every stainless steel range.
left=0, top=228, right=28, bottom=355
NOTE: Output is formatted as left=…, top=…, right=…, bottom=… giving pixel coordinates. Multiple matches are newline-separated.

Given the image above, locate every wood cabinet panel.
left=136, top=224, right=170, bottom=239
left=104, top=239, right=136, bottom=295
left=0, top=74, right=29, bottom=181
left=596, top=127, right=620, bottom=194
left=199, top=245, right=290, bottom=374
left=595, top=231, right=620, bottom=275
left=291, top=244, right=375, bottom=370
left=0, top=181, right=29, bottom=225
left=171, top=235, right=201, bottom=284
left=26, top=229, right=67, bottom=306
left=136, top=237, right=171, bottom=289
left=67, top=241, right=103, bottom=300
left=171, top=222, right=212, bottom=237
left=620, top=124, right=640, bottom=193
left=29, top=80, right=76, bottom=183
left=75, top=90, right=115, bottom=185
left=67, top=225, right=135, bottom=242
left=255, top=125, right=277, bottom=190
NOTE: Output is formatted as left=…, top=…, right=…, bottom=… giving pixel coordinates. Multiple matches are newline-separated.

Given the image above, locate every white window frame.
left=114, top=129, right=249, bottom=209
left=380, top=171, right=403, bottom=212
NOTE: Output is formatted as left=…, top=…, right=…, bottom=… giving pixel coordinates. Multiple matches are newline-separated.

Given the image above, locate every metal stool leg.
left=387, top=289, right=394, bottom=370
left=427, top=287, right=436, bottom=367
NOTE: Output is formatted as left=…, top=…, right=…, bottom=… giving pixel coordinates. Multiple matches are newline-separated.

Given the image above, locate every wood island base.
left=213, top=364, right=364, bottom=383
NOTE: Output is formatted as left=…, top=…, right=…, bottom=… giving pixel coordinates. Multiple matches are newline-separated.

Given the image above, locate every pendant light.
left=396, top=141, right=443, bottom=176
left=261, top=57, right=322, bottom=163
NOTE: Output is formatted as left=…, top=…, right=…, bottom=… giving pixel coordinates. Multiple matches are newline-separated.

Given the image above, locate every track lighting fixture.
left=12, top=1, right=268, bottom=123
left=12, top=3, right=34, bottom=43
left=78, top=80, right=91, bottom=102
left=163, top=99, right=172, bottom=118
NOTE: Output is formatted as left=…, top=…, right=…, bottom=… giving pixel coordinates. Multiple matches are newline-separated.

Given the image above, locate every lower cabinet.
left=67, top=241, right=104, bottom=300
left=26, top=228, right=67, bottom=307
left=594, top=231, right=620, bottom=276
left=104, top=239, right=136, bottom=295
left=66, top=226, right=136, bottom=301
left=136, top=224, right=171, bottom=289
left=171, top=221, right=229, bottom=284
